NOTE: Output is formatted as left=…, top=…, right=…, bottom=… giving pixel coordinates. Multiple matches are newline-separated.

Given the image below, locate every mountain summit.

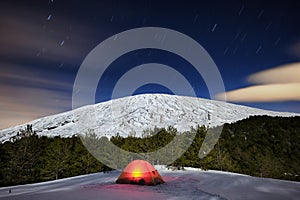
left=0, top=94, right=297, bottom=142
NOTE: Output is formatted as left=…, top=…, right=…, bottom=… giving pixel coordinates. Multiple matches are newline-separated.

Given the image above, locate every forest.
left=0, top=115, right=299, bottom=187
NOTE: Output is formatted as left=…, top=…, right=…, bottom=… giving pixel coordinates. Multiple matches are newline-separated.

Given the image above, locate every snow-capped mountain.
left=0, top=94, right=298, bottom=142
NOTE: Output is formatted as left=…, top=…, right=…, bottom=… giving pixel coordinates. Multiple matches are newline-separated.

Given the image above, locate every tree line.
left=0, top=115, right=299, bottom=186
left=0, top=126, right=110, bottom=187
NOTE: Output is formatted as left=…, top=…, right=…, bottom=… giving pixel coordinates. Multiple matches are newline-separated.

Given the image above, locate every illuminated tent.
left=116, top=160, right=164, bottom=186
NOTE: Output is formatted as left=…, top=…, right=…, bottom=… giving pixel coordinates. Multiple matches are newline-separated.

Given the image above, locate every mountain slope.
left=0, top=94, right=298, bottom=142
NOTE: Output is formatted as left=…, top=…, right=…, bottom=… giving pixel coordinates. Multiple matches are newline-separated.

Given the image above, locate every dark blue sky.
left=0, top=0, right=300, bottom=129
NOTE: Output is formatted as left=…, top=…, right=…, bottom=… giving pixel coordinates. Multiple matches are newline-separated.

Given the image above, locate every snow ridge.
left=0, top=94, right=298, bottom=142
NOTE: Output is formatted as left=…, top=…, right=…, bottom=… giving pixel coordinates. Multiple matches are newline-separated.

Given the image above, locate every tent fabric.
left=116, top=160, right=164, bottom=186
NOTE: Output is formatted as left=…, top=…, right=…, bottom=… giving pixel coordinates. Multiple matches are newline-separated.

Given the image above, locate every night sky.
left=0, top=0, right=300, bottom=129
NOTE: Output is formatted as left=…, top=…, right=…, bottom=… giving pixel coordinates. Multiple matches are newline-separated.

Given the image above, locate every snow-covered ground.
left=0, top=167, right=299, bottom=200
left=1, top=94, right=298, bottom=142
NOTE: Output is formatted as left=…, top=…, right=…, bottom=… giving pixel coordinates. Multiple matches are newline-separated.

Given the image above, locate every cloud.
left=216, top=62, right=300, bottom=102
left=0, top=63, right=72, bottom=129
left=0, top=3, right=102, bottom=130
left=216, top=83, right=300, bottom=102
left=0, top=84, right=71, bottom=130
left=0, top=3, right=97, bottom=68
left=0, top=62, right=73, bottom=90
left=0, top=62, right=72, bottom=130
left=247, top=63, right=300, bottom=84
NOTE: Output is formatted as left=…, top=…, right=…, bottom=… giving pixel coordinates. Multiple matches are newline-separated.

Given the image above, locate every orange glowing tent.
left=116, top=160, right=164, bottom=186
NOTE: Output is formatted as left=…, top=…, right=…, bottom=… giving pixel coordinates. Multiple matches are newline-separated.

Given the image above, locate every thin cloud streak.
left=0, top=62, right=73, bottom=90
left=216, top=83, right=300, bottom=102
left=247, top=63, right=300, bottom=84
left=216, top=62, right=300, bottom=103
left=0, top=85, right=71, bottom=130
